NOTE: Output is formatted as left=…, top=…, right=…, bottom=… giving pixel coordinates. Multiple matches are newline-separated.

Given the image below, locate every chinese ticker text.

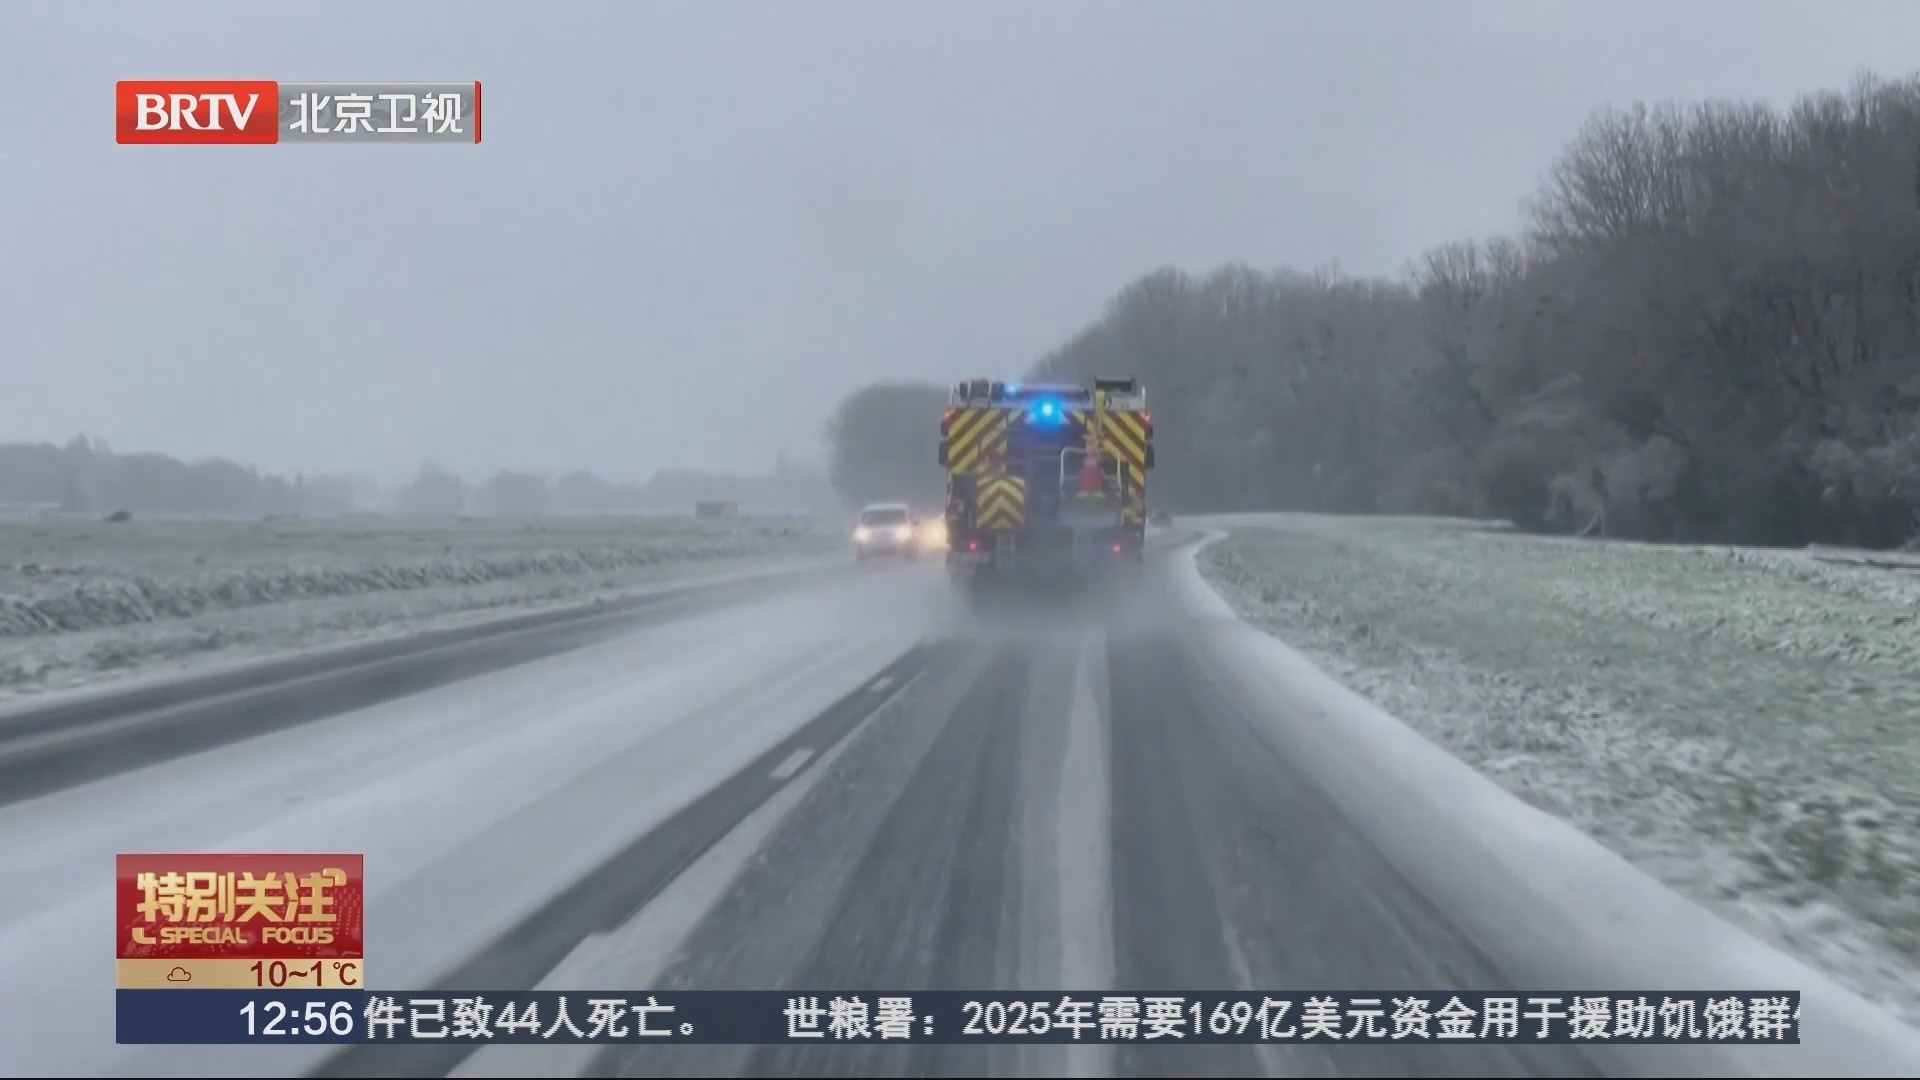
left=115, top=989, right=1801, bottom=1046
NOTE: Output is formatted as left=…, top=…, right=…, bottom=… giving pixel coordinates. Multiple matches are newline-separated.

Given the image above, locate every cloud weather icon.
left=165, top=966, right=191, bottom=983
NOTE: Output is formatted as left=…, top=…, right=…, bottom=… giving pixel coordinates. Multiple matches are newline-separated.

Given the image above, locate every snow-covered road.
left=3, top=538, right=1916, bottom=1077
left=0, top=562, right=945, bottom=1078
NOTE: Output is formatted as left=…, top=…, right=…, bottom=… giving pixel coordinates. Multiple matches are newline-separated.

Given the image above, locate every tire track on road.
left=310, top=642, right=947, bottom=1080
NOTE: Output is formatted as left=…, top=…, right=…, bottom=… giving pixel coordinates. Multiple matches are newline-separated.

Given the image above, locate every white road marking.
left=870, top=674, right=894, bottom=693
left=454, top=669, right=925, bottom=1079
left=769, top=747, right=814, bottom=780
left=1058, top=642, right=1117, bottom=1078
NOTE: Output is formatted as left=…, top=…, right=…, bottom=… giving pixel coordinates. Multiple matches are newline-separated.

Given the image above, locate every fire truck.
left=938, top=376, right=1155, bottom=592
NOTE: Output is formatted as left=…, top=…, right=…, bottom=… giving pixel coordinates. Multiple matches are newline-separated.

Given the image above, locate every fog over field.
left=5, top=1, right=1919, bottom=545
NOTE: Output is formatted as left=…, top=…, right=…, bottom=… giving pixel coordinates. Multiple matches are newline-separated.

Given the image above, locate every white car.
left=852, top=502, right=918, bottom=560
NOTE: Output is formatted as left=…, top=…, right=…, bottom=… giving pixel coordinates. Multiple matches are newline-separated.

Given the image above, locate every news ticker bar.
left=118, top=990, right=1802, bottom=1046
left=114, top=81, right=479, bottom=144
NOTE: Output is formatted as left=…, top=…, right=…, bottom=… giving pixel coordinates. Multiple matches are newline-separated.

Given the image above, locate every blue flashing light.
left=1030, top=397, right=1065, bottom=425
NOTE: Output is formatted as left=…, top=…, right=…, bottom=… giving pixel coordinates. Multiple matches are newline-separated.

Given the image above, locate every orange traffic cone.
left=1079, top=449, right=1104, bottom=496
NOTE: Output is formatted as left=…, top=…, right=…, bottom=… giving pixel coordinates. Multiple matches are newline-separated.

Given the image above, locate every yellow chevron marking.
left=1048, top=409, right=1146, bottom=470
left=947, top=408, right=1011, bottom=474
left=945, top=408, right=991, bottom=472
left=977, top=504, right=1022, bottom=529
left=978, top=485, right=1023, bottom=511
left=975, top=475, right=1026, bottom=529
left=1100, top=412, right=1148, bottom=471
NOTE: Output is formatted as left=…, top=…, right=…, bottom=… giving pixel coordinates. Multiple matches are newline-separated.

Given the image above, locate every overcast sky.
left=4, top=1, right=1918, bottom=483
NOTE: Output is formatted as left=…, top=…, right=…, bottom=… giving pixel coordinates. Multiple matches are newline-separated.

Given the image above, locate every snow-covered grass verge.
left=1195, top=513, right=1920, bottom=1024
left=0, top=515, right=839, bottom=701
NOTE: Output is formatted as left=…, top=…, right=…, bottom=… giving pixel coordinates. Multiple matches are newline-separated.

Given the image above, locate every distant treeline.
left=391, top=456, right=836, bottom=517
left=0, top=436, right=362, bottom=517
left=0, top=437, right=837, bottom=518
left=824, top=383, right=951, bottom=513
left=828, top=72, right=1920, bottom=550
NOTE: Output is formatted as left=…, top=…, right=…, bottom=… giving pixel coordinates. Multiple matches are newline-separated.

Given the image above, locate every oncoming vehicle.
left=852, top=502, right=918, bottom=560
left=914, top=513, right=949, bottom=554
left=1150, top=509, right=1173, bottom=526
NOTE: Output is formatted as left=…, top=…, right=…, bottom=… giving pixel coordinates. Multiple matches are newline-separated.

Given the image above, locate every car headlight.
left=854, top=526, right=871, bottom=543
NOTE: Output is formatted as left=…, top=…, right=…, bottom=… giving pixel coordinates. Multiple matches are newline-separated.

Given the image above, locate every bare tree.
left=949, top=70, right=1920, bottom=547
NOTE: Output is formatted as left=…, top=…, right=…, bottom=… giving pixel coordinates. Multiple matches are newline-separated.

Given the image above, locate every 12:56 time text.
left=240, top=999, right=356, bottom=1038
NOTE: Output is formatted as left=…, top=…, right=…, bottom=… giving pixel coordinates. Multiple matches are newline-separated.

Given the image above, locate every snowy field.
left=1194, top=513, right=1920, bottom=1023
left=0, top=515, right=839, bottom=701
